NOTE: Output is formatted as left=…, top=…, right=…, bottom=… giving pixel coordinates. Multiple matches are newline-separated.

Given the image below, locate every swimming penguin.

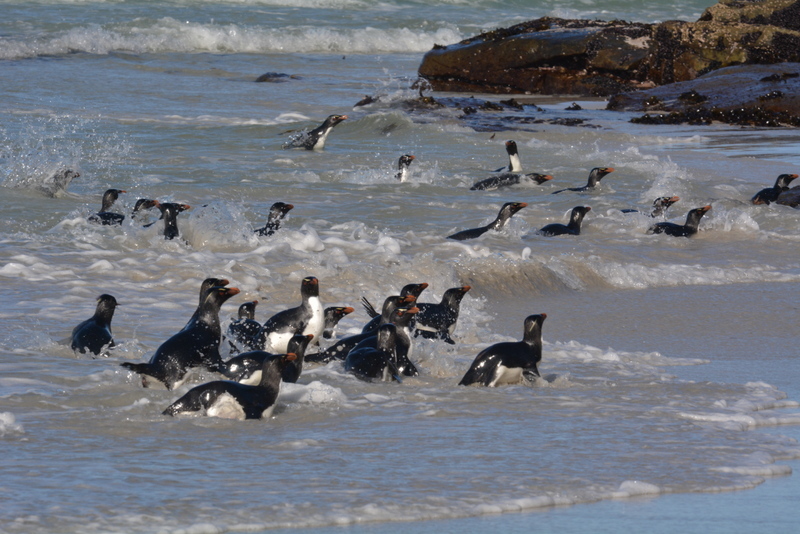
left=254, top=202, right=294, bottom=236
left=283, top=114, right=347, bottom=150
left=647, top=205, right=712, bottom=237
left=162, top=352, right=296, bottom=420
left=120, top=285, right=240, bottom=389
left=220, top=333, right=314, bottom=385
left=132, top=198, right=160, bottom=223
left=258, top=276, right=324, bottom=353
left=226, top=300, right=261, bottom=353
left=37, top=168, right=80, bottom=197
left=537, top=206, right=591, bottom=236
left=350, top=306, right=420, bottom=377
left=344, top=324, right=403, bottom=382
left=322, top=306, right=355, bottom=339
left=183, top=277, right=230, bottom=331
left=396, top=155, right=415, bottom=182
left=88, top=189, right=126, bottom=225
left=752, top=174, right=798, bottom=204
left=156, top=202, right=191, bottom=240
left=71, top=294, right=118, bottom=357
left=621, top=196, right=680, bottom=217
left=459, top=313, right=546, bottom=387
left=447, top=202, right=528, bottom=241
left=552, top=167, right=614, bottom=194
left=414, top=285, right=471, bottom=344
left=470, top=172, right=552, bottom=191
left=494, top=140, right=522, bottom=173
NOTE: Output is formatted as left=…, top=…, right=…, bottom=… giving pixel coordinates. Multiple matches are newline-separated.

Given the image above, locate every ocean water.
left=2, top=1, right=800, bottom=533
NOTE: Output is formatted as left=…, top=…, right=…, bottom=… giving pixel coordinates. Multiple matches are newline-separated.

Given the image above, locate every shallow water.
left=2, top=1, right=800, bottom=533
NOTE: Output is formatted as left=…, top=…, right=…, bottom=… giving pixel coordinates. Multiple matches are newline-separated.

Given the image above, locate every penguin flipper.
left=458, top=352, right=499, bottom=387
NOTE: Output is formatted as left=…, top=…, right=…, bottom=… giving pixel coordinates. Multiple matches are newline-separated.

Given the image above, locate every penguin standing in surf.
left=344, top=324, right=403, bottom=382
left=414, top=285, right=471, bottom=344
left=162, top=353, right=297, bottom=420
left=120, top=285, right=240, bottom=389
left=71, top=294, right=119, bottom=357
left=258, top=276, right=324, bottom=353
left=226, top=300, right=261, bottom=353
left=349, top=306, right=420, bottom=377
left=459, top=314, right=546, bottom=387
left=283, top=114, right=347, bottom=150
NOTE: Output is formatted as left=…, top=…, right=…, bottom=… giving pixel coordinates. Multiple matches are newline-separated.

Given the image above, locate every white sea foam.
left=0, top=19, right=464, bottom=59
left=0, top=412, right=24, bottom=435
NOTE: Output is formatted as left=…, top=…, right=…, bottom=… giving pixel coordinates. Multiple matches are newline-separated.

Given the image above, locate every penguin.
left=132, top=199, right=160, bottom=223
left=537, top=206, right=591, bottom=236
left=647, top=205, right=712, bottom=237
left=254, top=202, right=294, bottom=236
left=470, top=172, right=552, bottom=192
left=258, top=276, right=324, bottom=353
left=283, top=114, right=347, bottom=150
left=459, top=313, right=546, bottom=387
left=37, top=168, right=79, bottom=197
left=220, top=334, right=314, bottom=385
left=447, top=202, right=528, bottom=241
left=777, top=186, right=800, bottom=207
left=226, top=300, right=261, bottom=353
left=414, top=285, right=471, bottom=344
left=305, top=295, right=415, bottom=364
left=322, top=306, right=355, bottom=339
left=622, top=196, right=681, bottom=217
left=361, top=294, right=418, bottom=334
left=120, top=286, right=240, bottom=390
left=350, top=306, right=419, bottom=377
left=88, top=189, right=126, bottom=225
left=494, top=140, right=522, bottom=173
left=752, top=174, right=798, bottom=204
left=71, top=294, right=118, bottom=357
left=361, top=283, right=428, bottom=321
left=156, top=202, right=191, bottom=240
left=552, top=167, right=614, bottom=194
left=396, top=155, right=415, bottom=182
left=162, top=353, right=297, bottom=420
left=183, top=277, right=230, bottom=331
left=344, top=324, right=403, bottom=382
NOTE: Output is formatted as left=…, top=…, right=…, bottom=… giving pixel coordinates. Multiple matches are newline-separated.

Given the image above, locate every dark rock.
left=418, top=1, right=800, bottom=96
left=607, top=62, right=800, bottom=125
left=255, top=72, right=300, bottom=83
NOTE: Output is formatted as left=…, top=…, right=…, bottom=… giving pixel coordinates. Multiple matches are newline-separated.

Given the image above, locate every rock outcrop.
left=418, top=0, right=800, bottom=97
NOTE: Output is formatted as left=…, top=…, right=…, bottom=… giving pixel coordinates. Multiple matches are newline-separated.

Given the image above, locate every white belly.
left=303, top=296, right=324, bottom=342
left=266, top=331, right=294, bottom=353
left=206, top=392, right=246, bottom=420
left=489, top=365, right=523, bottom=387
left=238, top=370, right=261, bottom=386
